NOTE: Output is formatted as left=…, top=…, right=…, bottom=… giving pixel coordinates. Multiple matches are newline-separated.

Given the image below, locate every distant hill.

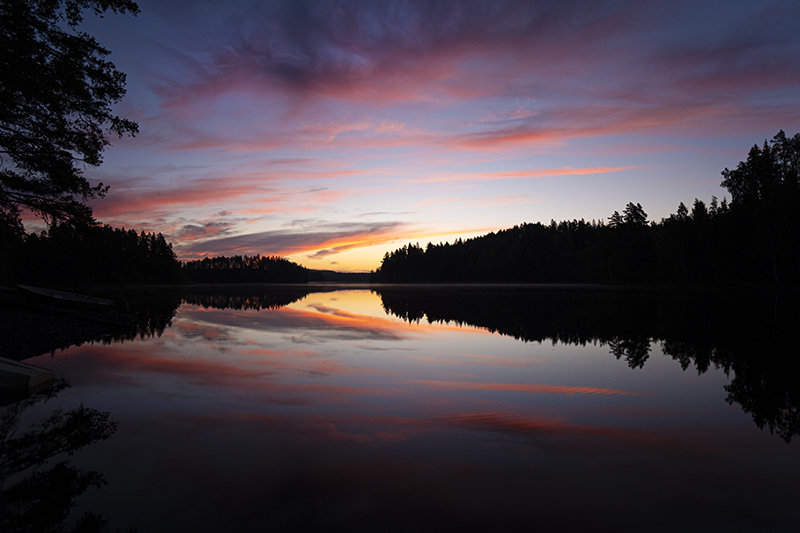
left=183, top=255, right=308, bottom=283
left=307, top=270, right=371, bottom=283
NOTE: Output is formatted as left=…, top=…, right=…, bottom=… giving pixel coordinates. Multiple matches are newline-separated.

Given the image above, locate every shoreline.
left=0, top=298, right=134, bottom=361
left=3, top=282, right=797, bottom=361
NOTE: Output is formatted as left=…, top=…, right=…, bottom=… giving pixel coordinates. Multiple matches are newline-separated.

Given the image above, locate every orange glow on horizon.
left=285, top=227, right=501, bottom=272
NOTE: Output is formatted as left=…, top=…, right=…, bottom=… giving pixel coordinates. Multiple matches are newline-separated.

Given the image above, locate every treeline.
left=0, top=220, right=311, bottom=285
left=373, top=130, right=800, bottom=286
left=3, top=221, right=183, bottom=284
left=182, top=255, right=308, bottom=283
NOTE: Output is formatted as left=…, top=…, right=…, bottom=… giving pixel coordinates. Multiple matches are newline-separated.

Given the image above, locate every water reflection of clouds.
left=147, top=406, right=730, bottom=468
left=54, top=343, right=392, bottom=409
left=43, top=298, right=670, bottom=425
left=285, top=335, right=317, bottom=345
left=94, top=408, right=777, bottom=533
left=26, top=289, right=800, bottom=532
left=409, top=351, right=540, bottom=368
left=170, top=320, right=232, bottom=343
left=68, top=343, right=280, bottom=386
left=178, top=305, right=415, bottom=342
left=412, top=379, right=637, bottom=397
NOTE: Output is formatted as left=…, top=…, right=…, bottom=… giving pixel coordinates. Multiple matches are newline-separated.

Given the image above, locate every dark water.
left=3, top=286, right=799, bottom=532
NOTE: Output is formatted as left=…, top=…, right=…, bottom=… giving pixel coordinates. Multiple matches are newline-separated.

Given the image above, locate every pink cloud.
left=412, top=380, right=637, bottom=397
left=89, top=168, right=371, bottom=231
left=174, top=220, right=429, bottom=260
left=91, top=176, right=279, bottom=219
left=409, top=352, right=540, bottom=368
left=142, top=0, right=800, bottom=153
left=413, top=165, right=636, bottom=184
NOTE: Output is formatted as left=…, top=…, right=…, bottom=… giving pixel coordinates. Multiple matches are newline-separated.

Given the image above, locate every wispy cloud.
left=175, top=220, right=415, bottom=260
left=412, top=166, right=636, bottom=184
left=144, top=0, right=800, bottom=151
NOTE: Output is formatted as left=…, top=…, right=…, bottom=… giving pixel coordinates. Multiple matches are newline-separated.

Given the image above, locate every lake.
left=4, top=285, right=800, bottom=532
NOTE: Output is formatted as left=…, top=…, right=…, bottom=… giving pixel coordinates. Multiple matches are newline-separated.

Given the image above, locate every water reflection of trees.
left=375, top=287, right=800, bottom=443
left=609, top=337, right=651, bottom=369
left=181, top=286, right=312, bottom=311
left=95, top=285, right=314, bottom=343
left=0, top=381, right=130, bottom=532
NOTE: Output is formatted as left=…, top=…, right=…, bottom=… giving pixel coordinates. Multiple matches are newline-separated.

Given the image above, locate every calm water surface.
left=7, top=287, right=800, bottom=532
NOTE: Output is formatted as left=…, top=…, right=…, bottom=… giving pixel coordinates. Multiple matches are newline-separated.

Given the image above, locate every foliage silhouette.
left=0, top=380, right=133, bottom=532
left=8, top=220, right=182, bottom=284
left=181, top=288, right=312, bottom=310
left=0, top=0, right=139, bottom=228
left=183, top=254, right=309, bottom=283
left=609, top=337, right=651, bottom=369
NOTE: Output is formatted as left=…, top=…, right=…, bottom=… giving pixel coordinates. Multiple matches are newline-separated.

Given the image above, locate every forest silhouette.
left=1, top=223, right=312, bottom=285
left=373, top=131, right=800, bottom=286
left=4, top=221, right=182, bottom=284
left=182, top=255, right=308, bottom=283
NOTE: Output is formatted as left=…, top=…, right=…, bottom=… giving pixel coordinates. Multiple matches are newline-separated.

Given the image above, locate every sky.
left=67, top=0, right=800, bottom=271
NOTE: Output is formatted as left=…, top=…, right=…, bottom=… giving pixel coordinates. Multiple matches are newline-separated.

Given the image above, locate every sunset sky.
left=74, top=0, right=800, bottom=272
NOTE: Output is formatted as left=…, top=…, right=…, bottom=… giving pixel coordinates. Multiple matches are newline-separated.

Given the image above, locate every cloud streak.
left=413, top=165, right=636, bottom=184
left=175, top=220, right=416, bottom=259
left=148, top=0, right=800, bottom=144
